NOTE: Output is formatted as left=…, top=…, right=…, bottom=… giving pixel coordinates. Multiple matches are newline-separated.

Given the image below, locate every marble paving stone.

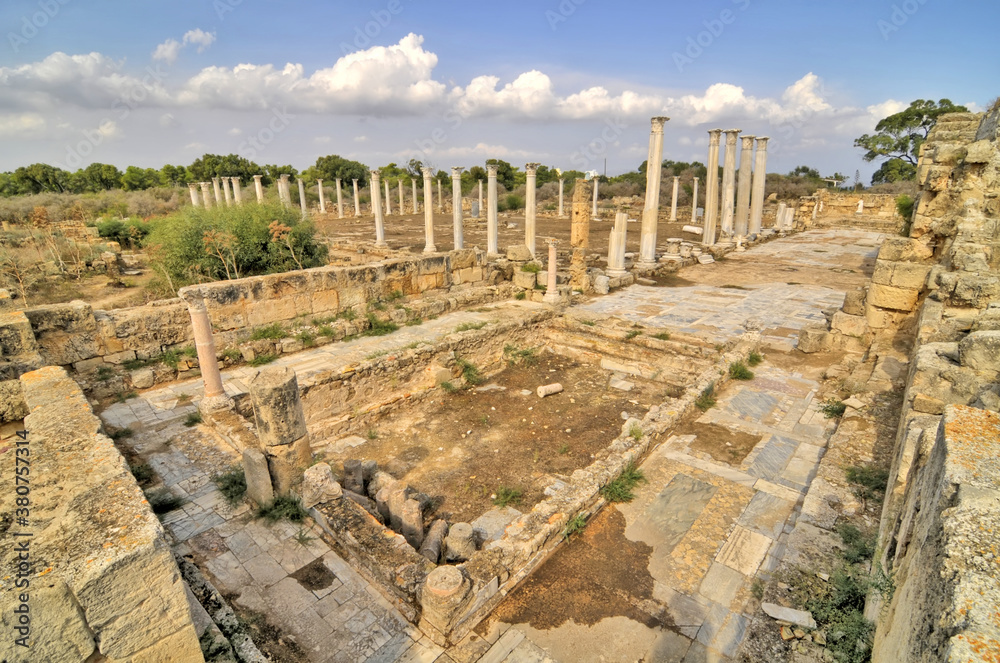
left=743, top=435, right=798, bottom=482
left=627, top=473, right=717, bottom=552
left=204, top=550, right=254, bottom=593
left=736, top=491, right=795, bottom=539
left=699, top=562, right=746, bottom=607
left=243, top=551, right=288, bottom=587
left=653, top=583, right=711, bottom=639
left=715, top=525, right=772, bottom=576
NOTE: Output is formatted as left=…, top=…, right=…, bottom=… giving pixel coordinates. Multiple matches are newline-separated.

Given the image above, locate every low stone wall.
left=0, top=367, right=202, bottom=662
left=813, top=190, right=899, bottom=220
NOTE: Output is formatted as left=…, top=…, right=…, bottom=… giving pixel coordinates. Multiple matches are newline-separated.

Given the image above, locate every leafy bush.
left=456, top=358, right=483, bottom=385
left=600, top=461, right=646, bottom=503
left=837, top=522, right=876, bottom=564
left=821, top=398, right=847, bottom=418
left=845, top=464, right=890, bottom=503
left=895, top=194, right=915, bottom=220
left=184, top=411, right=202, bottom=427
left=747, top=351, right=763, bottom=367
left=96, top=218, right=150, bottom=249
left=729, top=361, right=754, bottom=380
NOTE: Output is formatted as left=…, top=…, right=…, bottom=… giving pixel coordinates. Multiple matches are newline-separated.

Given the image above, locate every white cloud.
left=354, top=135, right=368, bottom=142
left=97, top=119, right=120, bottom=139
left=435, top=143, right=535, bottom=159
left=152, top=39, right=182, bottom=65
left=159, top=113, right=180, bottom=128
left=184, top=141, right=207, bottom=151
left=152, top=29, right=215, bottom=64
left=0, top=112, right=45, bottom=138
left=183, top=29, right=216, bottom=53
left=227, top=127, right=241, bottom=136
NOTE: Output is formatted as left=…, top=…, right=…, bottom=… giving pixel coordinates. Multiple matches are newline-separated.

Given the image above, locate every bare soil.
left=675, top=420, right=762, bottom=465
left=332, top=353, right=653, bottom=523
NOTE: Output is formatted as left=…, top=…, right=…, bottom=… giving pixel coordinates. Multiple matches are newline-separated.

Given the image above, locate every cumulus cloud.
left=183, top=29, right=216, bottom=53
left=152, top=39, right=182, bottom=65
left=153, top=29, right=216, bottom=64
left=0, top=112, right=46, bottom=138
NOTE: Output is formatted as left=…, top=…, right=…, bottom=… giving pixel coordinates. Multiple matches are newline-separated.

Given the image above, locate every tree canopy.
left=302, top=155, right=368, bottom=188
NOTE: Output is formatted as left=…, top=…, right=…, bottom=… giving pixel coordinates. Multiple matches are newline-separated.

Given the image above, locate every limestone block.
left=868, top=283, right=919, bottom=312
left=871, top=259, right=894, bottom=286
left=842, top=288, right=867, bottom=316
left=104, top=350, right=137, bottom=365
left=922, top=165, right=952, bottom=191
left=0, top=311, right=38, bottom=357
left=506, top=245, right=533, bottom=261
left=266, top=436, right=311, bottom=496
left=245, top=298, right=298, bottom=327
left=23, top=301, right=99, bottom=366
left=964, top=139, right=994, bottom=164
left=912, top=394, right=945, bottom=415
left=311, top=289, right=339, bottom=314
left=888, top=262, right=932, bottom=290
left=301, top=463, right=343, bottom=509
left=445, top=522, right=477, bottom=561
left=593, top=275, right=610, bottom=294
left=958, top=331, right=1000, bottom=373
left=761, top=602, right=817, bottom=629
left=280, top=338, right=303, bottom=354
left=796, top=326, right=831, bottom=353
left=367, top=471, right=396, bottom=500
left=249, top=367, right=308, bottom=447
left=0, top=379, right=27, bottom=422
left=0, top=579, right=95, bottom=662
left=130, top=368, right=155, bottom=390
left=536, top=271, right=547, bottom=288
left=242, top=448, right=273, bottom=506
left=512, top=271, right=537, bottom=289
left=342, top=459, right=364, bottom=494
left=877, top=237, right=933, bottom=263
left=831, top=312, right=868, bottom=338
left=452, top=249, right=477, bottom=270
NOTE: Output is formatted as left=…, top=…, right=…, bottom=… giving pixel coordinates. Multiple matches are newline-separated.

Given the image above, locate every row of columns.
left=701, top=129, right=770, bottom=246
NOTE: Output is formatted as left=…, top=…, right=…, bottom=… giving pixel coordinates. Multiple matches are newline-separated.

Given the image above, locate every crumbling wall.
left=0, top=366, right=203, bottom=662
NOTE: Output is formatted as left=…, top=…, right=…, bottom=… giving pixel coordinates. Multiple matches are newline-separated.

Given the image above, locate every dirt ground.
left=326, top=352, right=657, bottom=524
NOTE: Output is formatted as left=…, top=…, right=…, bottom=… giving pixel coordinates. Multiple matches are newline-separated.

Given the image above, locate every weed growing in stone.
left=213, top=466, right=247, bottom=506
left=747, top=351, right=763, bottom=367
left=493, top=486, right=523, bottom=507
left=294, top=528, right=317, bottom=546
left=115, top=390, right=139, bottom=403
left=177, top=393, right=192, bottom=404
left=129, top=462, right=154, bottom=485
left=558, top=444, right=570, bottom=454
left=146, top=488, right=185, bottom=515
left=317, top=325, right=335, bottom=338
left=729, top=361, right=754, bottom=380
left=96, top=366, right=115, bottom=382
left=521, top=262, right=542, bottom=273
left=362, top=314, right=398, bottom=337
left=405, top=317, right=423, bottom=326
left=625, top=330, right=641, bottom=340
left=249, top=323, right=286, bottom=341
left=695, top=384, right=717, bottom=411
left=562, top=513, right=587, bottom=540
left=456, top=358, right=483, bottom=385
left=222, top=347, right=243, bottom=362
left=441, top=381, right=457, bottom=393
left=256, top=496, right=307, bottom=523
left=600, top=461, right=646, bottom=503
left=845, top=464, right=890, bottom=505
left=504, top=344, right=538, bottom=366
left=297, top=330, right=316, bottom=347
left=337, top=309, right=357, bottom=322
left=629, top=423, right=643, bottom=441
left=653, top=332, right=671, bottom=341
left=821, top=398, right=847, bottom=418
left=386, top=289, right=404, bottom=302
left=514, top=291, right=526, bottom=300
left=580, top=319, right=596, bottom=326
left=455, top=321, right=487, bottom=333
left=837, top=522, right=875, bottom=564
left=367, top=429, right=378, bottom=440
left=184, top=411, right=203, bottom=427
left=248, top=354, right=278, bottom=367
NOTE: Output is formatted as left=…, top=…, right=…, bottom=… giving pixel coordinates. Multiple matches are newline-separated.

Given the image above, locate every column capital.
left=316, top=178, right=323, bottom=184
left=352, top=178, right=358, bottom=184
left=253, top=174, right=262, bottom=181
left=188, top=182, right=197, bottom=189
left=486, top=165, right=499, bottom=176
left=650, top=116, right=670, bottom=132
left=756, top=136, right=770, bottom=149
left=546, top=238, right=560, bottom=247
left=673, top=175, right=680, bottom=182
left=421, top=166, right=433, bottom=178
left=279, top=174, right=290, bottom=182
left=708, top=128, right=723, bottom=144
left=741, top=135, right=756, bottom=147
left=370, top=170, right=381, bottom=183
left=693, top=176, right=699, bottom=182
left=525, top=162, right=540, bottom=174
left=724, top=129, right=741, bottom=144
left=451, top=167, right=464, bottom=177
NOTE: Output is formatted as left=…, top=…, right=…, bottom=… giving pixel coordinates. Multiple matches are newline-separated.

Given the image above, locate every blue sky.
left=0, top=0, right=995, bottom=181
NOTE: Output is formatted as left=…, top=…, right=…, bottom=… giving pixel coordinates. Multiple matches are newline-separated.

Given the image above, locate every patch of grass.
left=184, top=411, right=202, bottom=427
left=129, top=462, right=155, bottom=485
left=146, top=488, right=185, bottom=515
left=653, top=332, right=671, bottom=341
left=521, top=262, right=542, bottom=273
left=492, top=486, right=523, bottom=508
left=440, top=381, right=458, bottom=393
left=600, top=461, right=646, bottom=503
left=337, top=308, right=357, bottom=321
left=96, top=366, right=115, bottom=382
left=158, top=349, right=183, bottom=369
left=386, top=289, right=404, bottom=301
left=456, top=358, right=483, bottom=385
left=122, top=357, right=155, bottom=371
left=504, top=344, right=538, bottom=366
left=751, top=578, right=765, bottom=600
left=845, top=464, right=890, bottom=504
left=514, top=291, right=526, bottom=300
left=628, top=423, right=643, bottom=441
left=362, top=313, right=398, bottom=337
left=695, top=383, right=717, bottom=411
left=534, top=283, right=546, bottom=290
left=248, top=353, right=278, bottom=367
left=455, top=321, right=487, bottom=333
left=249, top=323, right=286, bottom=341
left=837, top=522, right=876, bottom=564
left=297, top=330, right=316, bottom=347
left=176, top=392, right=192, bottom=404
left=212, top=466, right=247, bottom=506
left=558, top=443, right=570, bottom=454
left=182, top=346, right=198, bottom=358
left=256, top=495, right=308, bottom=523
left=115, top=390, right=139, bottom=403
left=221, top=347, right=243, bottom=362
left=580, top=319, right=596, bottom=326
left=366, top=349, right=388, bottom=361
left=293, top=527, right=316, bottom=546
left=317, top=324, right=335, bottom=338
left=405, top=317, right=423, bottom=326
left=108, top=426, right=133, bottom=441
left=821, top=398, right=847, bottom=418
left=367, top=428, right=378, bottom=440
left=625, top=330, right=641, bottom=340
left=747, top=351, right=763, bottom=367
left=728, top=361, right=754, bottom=380
left=368, top=301, right=386, bottom=312
left=562, top=513, right=587, bottom=540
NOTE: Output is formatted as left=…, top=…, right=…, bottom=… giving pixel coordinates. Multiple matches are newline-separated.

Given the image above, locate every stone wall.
left=0, top=366, right=202, bottom=662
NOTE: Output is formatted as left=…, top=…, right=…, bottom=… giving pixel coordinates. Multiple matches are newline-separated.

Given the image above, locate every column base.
left=636, top=260, right=658, bottom=270
left=374, top=241, right=388, bottom=248
left=199, top=394, right=234, bottom=415
left=423, top=245, right=437, bottom=253
left=542, top=292, right=561, bottom=305
left=607, top=268, right=628, bottom=278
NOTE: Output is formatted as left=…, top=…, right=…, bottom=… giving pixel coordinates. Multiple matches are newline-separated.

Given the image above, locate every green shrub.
left=503, top=344, right=538, bottom=366
left=514, top=291, right=526, bottom=300
left=695, top=383, right=716, bottom=411
left=212, top=466, right=247, bottom=506
left=386, top=289, right=404, bottom=301
left=493, top=486, right=522, bottom=507
left=405, top=317, right=423, bottom=326
left=221, top=347, right=242, bottom=362
left=256, top=495, right=308, bottom=523
left=521, top=262, right=542, bottom=273
left=625, top=330, right=641, bottom=340
left=441, top=381, right=458, bottom=393
left=821, top=398, right=847, bottom=418
left=628, top=423, right=643, bottom=441
left=499, top=194, right=524, bottom=211
left=362, top=314, right=398, bottom=337
left=455, top=321, right=487, bottom=333
left=728, top=361, right=754, bottom=380
left=600, top=461, right=646, bottom=503
left=249, top=323, right=286, bottom=340
left=456, top=358, right=483, bottom=385
left=184, top=411, right=202, bottom=427
left=653, top=332, right=671, bottom=341
left=129, top=462, right=155, bottom=485
left=562, top=514, right=587, bottom=539
left=248, top=353, right=278, bottom=366
left=896, top=194, right=915, bottom=220
left=845, top=464, right=890, bottom=503
left=837, top=522, right=876, bottom=564
left=317, top=324, right=335, bottom=337
left=108, top=426, right=133, bottom=441
left=296, top=330, right=315, bottom=346
left=747, top=351, right=763, bottom=366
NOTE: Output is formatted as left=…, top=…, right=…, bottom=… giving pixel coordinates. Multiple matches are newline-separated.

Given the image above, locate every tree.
left=12, top=164, right=70, bottom=194
left=160, top=164, right=190, bottom=187
left=871, top=160, right=917, bottom=185
left=854, top=99, right=968, bottom=180
left=121, top=166, right=162, bottom=191
left=77, top=163, right=123, bottom=191
left=304, top=155, right=367, bottom=188
left=188, top=153, right=268, bottom=185
left=485, top=159, right=516, bottom=190
left=789, top=165, right=822, bottom=180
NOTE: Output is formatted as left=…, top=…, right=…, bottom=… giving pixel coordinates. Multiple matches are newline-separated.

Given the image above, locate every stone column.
left=486, top=165, right=499, bottom=256
left=384, top=179, right=392, bottom=215
left=422, top=167, right=436, bottom=253
left=592, top=177, right=600, bottom=217
left=525, top=162, right=540, bottom=257
left=670, top=176, right=680, bottom=221
left=335, top=178, right=344, bottom=218
left=719, top=129, right=741, bottom=237
left=640, top=117, right=669, bottom=265
left=692, top=177, right=699, bottom=222
left=352, top=179, right=360, bottom=217
left=703, top=129, right=722, bottom=246
left=543, top=240, right=560, bottom=305
left=437, top=180, right=443, bottom=213
left=477, top=180, right=483, bottom=219
left=776, top=202, right=787, bottom=231
left=253, top=175, right=264, bottom=203
left=412, top=179, right=419, bottom=214
left=398, top=180, right=404, bottom=215
left=558, top=178, right=565, bottom=218
left=279, top=174, right=291, bottom=208
left=232, top=177, right=243, bottom=204
left=749, top=137, right=769, bottom=235
left=735, top=134, right=755, bottom=237
left=200, top=181, right=213, bottom=209
left=371, top=171, right=387, bottom=247
left=222, top=177, right=232, bottom=206
left=297, top=178, right=308, bottom=219
left=188, top=183, right=200, bottom=207
left=317, top=179, right=326, bottom=213
left=179, top=287, right=231, bottom=413
left=571, top=179, right=593, bottom=248
left=607, top=210, right=628, bottom=277
left=248, top=367, right=311, bottom=496
left=451, top=167, right=464, bottom=250
left=212, top=177, right=223, bottom=205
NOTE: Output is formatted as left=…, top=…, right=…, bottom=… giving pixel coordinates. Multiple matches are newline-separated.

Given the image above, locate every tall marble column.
left=212, top=177, right=223, bottom=205
left=253, top=175, right=264, bottom=203
left=222, top=177, right=233, bottom=206
left=188, top=183, right=200, bottom=207
left=437, top=179, right=443, bottom=213
left=749, top=137, right=769, bottom=235
left=719, top=129, right=741, bottom=236
left=371, top=171, right=387, bottom=247
left=317, top=179, right=326, bottom=213
left=703, top=129, right=722, bottom=246
left=232, top=177, right=243, bottom=204
left=398, top=180, right=404, bottom=215
left=179, top=288, right=231, bottom=413
left=335, top=178, right=344, bottom=218
left=669, top=176, right=680, bottom=221
left=691, top=177, right=699, bottom=222
left=451, top=167, right=464, bottom=250
left=543, top=240, right=560, bottom=305
left=352, top=179, right=360, bottom=217
left=558, top=179, right=565, bottom=218
left=422, top=167, right=436, bottom=253
left=279, top=175, right=291, bottom=208
left=640, top=116, right=669, bottom=264
left=477, top=180, right=483, bottom=219
left=297, top=178, right=307, bottom=219
left=607, top=210, right=628, bottom=277
left=592, top=177, right=599, bottom=217
left=486, top=165, right=499, bottom=256
left=525, top=162, right=540, bottom=257
left=412, top=179, right=419, bottom=214
left=384, top=179, right=392, bottom=215
left=200, top=181, right=213, bottom=209
left=735, top=134, right=755, bottom=237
